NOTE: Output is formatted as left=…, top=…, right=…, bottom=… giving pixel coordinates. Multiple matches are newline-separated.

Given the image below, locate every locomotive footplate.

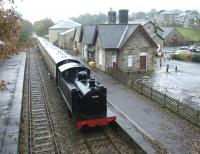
left=76, top=108, right=116, bottom=129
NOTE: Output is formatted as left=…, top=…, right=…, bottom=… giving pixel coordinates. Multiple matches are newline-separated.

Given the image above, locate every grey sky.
left=15, top=0, right=200, bottom=23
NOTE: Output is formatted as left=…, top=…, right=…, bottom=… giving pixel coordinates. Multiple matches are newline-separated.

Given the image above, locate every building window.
left=128, top=55, right=133, bottom=67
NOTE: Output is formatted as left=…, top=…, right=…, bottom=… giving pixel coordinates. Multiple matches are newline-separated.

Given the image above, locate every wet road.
left=144, top=56, right=200, bottom=109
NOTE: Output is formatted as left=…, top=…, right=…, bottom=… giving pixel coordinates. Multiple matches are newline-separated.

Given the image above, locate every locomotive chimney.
left=108, top=8, right=116, bottom=24
left=89, top=78, right=95, bottom=88
left=119, top=9, right=129, bottom=24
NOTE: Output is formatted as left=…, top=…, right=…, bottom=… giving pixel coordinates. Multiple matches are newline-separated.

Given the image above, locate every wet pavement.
left=146, top=56, right=200, bottom=109
left=91, top=68, right=200, bottom=154
left=0, top=53, right=26, bottom=154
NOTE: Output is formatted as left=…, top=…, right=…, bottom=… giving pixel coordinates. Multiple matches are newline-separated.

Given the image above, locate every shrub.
left=172, top=53, right=192, bottom=61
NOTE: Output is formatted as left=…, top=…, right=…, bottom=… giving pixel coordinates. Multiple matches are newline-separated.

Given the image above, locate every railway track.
left=36, top=47, right=135, bottom=154
left=81, top=127, right=134, bottom=154
left=27, top=49, right=59, bottom=154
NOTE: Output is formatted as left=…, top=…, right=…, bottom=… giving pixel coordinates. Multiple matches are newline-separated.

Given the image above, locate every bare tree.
left=0, top=0, right=25, bottom=59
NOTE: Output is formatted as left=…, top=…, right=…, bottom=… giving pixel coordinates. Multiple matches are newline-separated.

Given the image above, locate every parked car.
left=180, top=46, right=189, bottom=50
left=195, top=46, right=200, bottom=53
left=188, top=45, right=197, bottom=52
left=175, top=46, right=191, bottom=55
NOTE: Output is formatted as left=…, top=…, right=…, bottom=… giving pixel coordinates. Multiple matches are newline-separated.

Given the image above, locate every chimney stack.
left=108, top=8, right=116, bottom=24
left=119, top=9, right=129, bottom=24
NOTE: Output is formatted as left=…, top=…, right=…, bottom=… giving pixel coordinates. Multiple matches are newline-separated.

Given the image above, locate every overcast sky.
left=14, top=0, right=200, bottom=23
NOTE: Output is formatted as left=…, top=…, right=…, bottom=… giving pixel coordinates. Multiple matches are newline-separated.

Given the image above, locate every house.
left=95, top=24, right=157, bottom=73
left=80, top=25, right=97, bottom=62
left=130, top=20, right=164, bottom=52
left=73, top=26, right=82, bottom=52
left=49, top=19, right=81, bottom=44
left=130, top=20, right=156, bottom=35
left=162, top=27, right=185, bottom=46
left=58, top=28, right=75, bottom=49
left=183, top=13, right=200, bottom=28
left=156, top=26, right=164, bottom=36
left=159, top=10, right=181, bottom=26
left=150, top=33, right=164, bottom=53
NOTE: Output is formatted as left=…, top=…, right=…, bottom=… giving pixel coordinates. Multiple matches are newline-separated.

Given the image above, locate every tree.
left=18, top=19, right=33, bottom=42
left=33, top=18, right=54, bottom=36
left=148, top=9, right=157, bottom=20
left=71, top=13, right=107, bottom=25
left=135, top=12, right=146, bottom=19
left=0, top=0, right=22, bottom=59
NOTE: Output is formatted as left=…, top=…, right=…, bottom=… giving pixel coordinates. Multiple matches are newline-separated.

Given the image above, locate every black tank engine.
left=37, top=37, right=116, bottom=129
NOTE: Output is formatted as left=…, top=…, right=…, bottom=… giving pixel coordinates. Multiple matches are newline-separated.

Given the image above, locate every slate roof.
left=162, top=27, right=174, bottom=38
left=59, top=28, right=75, bottom=36
left=82, top=25, right=96, bottom=44
left=98, top=24, right=157, bottom=49
left=150, top=33, right=164, bottom=40
left=156, top=26, right=164, bottom=32
left=130, top=20, right=152, bottom=26
left=49, top=19, right=81, bottom=30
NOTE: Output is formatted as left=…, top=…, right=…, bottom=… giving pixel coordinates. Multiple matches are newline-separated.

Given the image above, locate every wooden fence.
left=107, top=68, right=200, bottom=127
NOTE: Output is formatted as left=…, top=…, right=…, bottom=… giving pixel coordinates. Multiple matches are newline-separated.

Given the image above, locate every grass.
left=177, top=27, right=200, bottom=42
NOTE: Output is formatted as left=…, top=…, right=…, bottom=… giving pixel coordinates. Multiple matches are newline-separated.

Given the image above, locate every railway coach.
left=37, top=37, right=116, bottom=129
left=37, top=37, right=80, bottom=84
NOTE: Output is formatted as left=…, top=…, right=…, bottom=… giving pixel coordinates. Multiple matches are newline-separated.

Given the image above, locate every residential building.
left=80, top=25, right=97, bottom=62
left=183, top=12, right=200, bottom=28
left=58, top=28, right=75, bottom=49
left=49, top=19, right=81, bottom=44
left=159, top=10, right=181, bottom=26
left=95, top=24, right=157, bottom=73
left=73, top=26, right=82, bottom=52
left=130, top=20, right=164, bottom=52
left=162, top=27, right=185, bottom=46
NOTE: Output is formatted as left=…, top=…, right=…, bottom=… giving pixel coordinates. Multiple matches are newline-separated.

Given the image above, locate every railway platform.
left=0, top=53, right=26, bottom=154
left=92, top=68, right=200, bottom=153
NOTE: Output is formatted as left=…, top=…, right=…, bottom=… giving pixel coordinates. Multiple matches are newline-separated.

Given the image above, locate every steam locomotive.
left=37, top=37, right=116, bottom=128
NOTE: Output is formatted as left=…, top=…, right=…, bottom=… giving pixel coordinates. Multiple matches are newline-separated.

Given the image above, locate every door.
left=111, top=52, right=117, bottom=67
left=140, top=55, right=146, bottom=70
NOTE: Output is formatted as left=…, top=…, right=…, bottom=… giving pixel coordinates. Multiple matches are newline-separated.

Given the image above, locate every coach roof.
left=58, top=63, right=87, bottom=73
left=38, top=37, right=77, bottom=65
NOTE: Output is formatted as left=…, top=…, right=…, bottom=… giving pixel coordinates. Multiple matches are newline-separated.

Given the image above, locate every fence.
left=107, top=68, right=200, bottom=127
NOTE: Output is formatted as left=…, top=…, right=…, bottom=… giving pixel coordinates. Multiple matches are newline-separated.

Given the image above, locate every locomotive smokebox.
left=89, top=78, right=95, bottom=88
left=119, top=9, right=129, bottom=24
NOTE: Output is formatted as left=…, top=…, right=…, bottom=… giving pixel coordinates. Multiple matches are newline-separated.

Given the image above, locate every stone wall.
left=118, top=30, right=155, bottom=72
left=143, top=22, right=155, bottom=35
left=95, top=37, right=106, bottom=71
left=49, top=29, right=68, bottom=43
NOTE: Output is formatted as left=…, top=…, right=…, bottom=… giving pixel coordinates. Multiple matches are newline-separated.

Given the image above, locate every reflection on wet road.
left=144, top=58, right=200, bottom=109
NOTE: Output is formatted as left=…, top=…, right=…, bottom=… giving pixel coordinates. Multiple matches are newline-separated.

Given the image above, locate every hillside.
left=177, top=28, right=200, bottom=42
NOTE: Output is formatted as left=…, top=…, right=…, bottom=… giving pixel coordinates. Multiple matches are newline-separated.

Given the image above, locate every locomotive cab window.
left=63, top=70, right=72, bottom=82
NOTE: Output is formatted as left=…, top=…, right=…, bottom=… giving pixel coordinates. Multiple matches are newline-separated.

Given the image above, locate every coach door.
left=140, top=53, right=147, bottom=70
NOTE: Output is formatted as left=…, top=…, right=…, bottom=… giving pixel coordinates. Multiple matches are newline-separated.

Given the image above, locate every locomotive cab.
left=58, top=63, right=107, bottom=120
